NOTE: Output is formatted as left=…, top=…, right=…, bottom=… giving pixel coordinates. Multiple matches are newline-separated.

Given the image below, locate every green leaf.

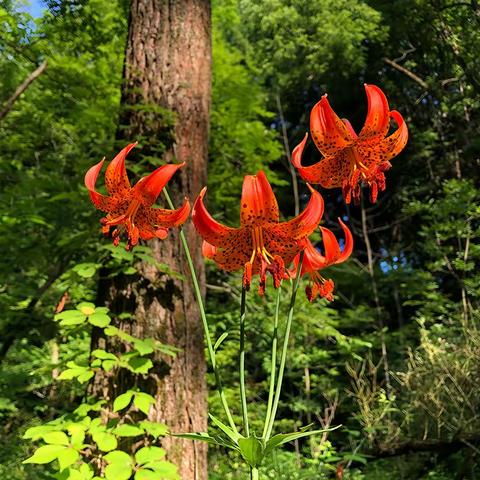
left=88, top=312, right=111, bottom=328
left=172, top=432, right=236, bottom=449
left=134, top=392, right=155, bottom=415
left=55, top=310, right=86, bottom=326
left=23, top=425, right=58, bottom=440
left=113, top=390, right=133, bottom=412
left=77, top=370, right=95, bottom=383
left=264, top=426, right=340, bottom=456
left=139, top=421, right=168, bottom=439
left=114, top=424, right=144, bottom=437
left=238, top=437, right=264, bottom=468
left=213, top=332, right=229, bottom=351
left=127, top=357, right=153, bottom=374
left=73, top=263, right=97, bottom=278
left=343, top=453, right=368, bottom=465
left=133, top=338, right=154, bottom=355
left=76, top=302, right=96, bottom=315
left=102, top=360, right=116, bottom=371
left=23, top=444, right=67, bottom=464
left=208, top=413, right=241, bottom=443
left=105, top=462, right=133, bottom=480
left=57, top=448, right=79, bottom=470
left=135, top=446, right=166, bottom=466
left=92, top=432, right=117, bottom=452
left=104, top=451, right=133, bottom=480
left=43, top=431, right=69, bottom=445
left=92, top=349, right=117, bottom=361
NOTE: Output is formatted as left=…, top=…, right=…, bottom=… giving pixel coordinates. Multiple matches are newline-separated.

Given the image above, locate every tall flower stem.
left=265, top=252, right=304, bottom=440
left=163, top=188, right=237, bottom=433
left=239, top=287, right=250, bottom=437
left=262, top=285, right=282, bottom=438
left=250, top=467, right=259, bottom=480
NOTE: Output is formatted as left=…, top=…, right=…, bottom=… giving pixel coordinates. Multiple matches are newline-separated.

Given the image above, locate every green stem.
left=239, top=287, right=249, bottom=437
left=262, top=285, right=282, bottom=438
left=163, top=188, right=237, bottom=433
left=250, top=467, right=259, bottom=480
left=264, top=252, right=304, bottom=441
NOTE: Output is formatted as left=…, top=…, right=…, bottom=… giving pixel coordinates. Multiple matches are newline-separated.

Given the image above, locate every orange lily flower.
left=192, top=171, right=324, bottom=294
left=85, top=142, right=190, bottom=250
left=292, top=219, right=353, bottom=302
left=292, top=84, right=408, bottom=204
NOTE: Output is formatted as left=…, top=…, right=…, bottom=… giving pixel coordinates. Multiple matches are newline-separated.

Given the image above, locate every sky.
left=18, top=0, right=44, bottom=18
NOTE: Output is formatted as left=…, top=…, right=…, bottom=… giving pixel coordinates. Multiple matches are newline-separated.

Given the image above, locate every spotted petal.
left=146, top=197, right=191, bottom=227
left=105, top=142, right=136, bottom=197
left=84, top=158, right=118, bottom=212
left=135, top=162, right=186, bottom=207
left=240, top=171, right=279, bottom=226
left=310, top=95, right=355, bottom=157
left=359, top=84, right=390, bottom=141
left=274, top=185, right=324, bottom=239
left=192, top=188, right=237, bottom=247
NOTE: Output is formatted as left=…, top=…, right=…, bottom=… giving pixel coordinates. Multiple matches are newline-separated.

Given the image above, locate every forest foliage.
left=0, top=0, right=479, bottom=478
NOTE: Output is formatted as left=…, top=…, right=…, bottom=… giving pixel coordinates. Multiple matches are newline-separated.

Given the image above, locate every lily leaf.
left=238, top=437, right=264, bottom=468
left=208, top=413, right=241, bottom=443
left=264, top=425, right=341, bottom=456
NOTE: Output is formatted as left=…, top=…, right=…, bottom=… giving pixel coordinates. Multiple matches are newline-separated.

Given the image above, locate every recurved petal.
left=240, top=171, right=279, bottom=226
left=310, top=95, right=355, bottom=157
left=192, top=188, right=237, bottom=247
left=273, top=185, right=324, bottom=239
left=105, top=142, right=136, bottom=197
left=359, top=84, right=390, bottom=140
left=146, top=197, right=191, bottom=227
left=381, top=110, right=408, bottom=160
left=291, top=133, right=308, bottom=170
left=85, top=158, right=117, bottom=212
left=135, top=162, right=185, bottom=207
left=294, top=148, right=351, bottom=188
left=337, top=218, right=354, bottom=263
left=320, top=227, right=341, bottom=265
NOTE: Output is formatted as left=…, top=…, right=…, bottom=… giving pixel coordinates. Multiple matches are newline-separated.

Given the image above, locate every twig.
left=383, top=57, right=428, bottom=90
left=0, top=61, right=47, bottom=121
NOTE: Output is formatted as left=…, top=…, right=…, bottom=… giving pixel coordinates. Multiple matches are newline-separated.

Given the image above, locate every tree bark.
left=90, top=1, right=211, bottom=479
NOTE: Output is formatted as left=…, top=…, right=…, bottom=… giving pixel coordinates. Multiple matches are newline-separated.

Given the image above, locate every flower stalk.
left=163, top=187, right=237, bottom=433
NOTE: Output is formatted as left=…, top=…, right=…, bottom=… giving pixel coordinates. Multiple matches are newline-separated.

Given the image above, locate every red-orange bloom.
left=292, top=84, right=408, bottom=204
left=192, top=171, right=324, bottom=295
left=292, top=219, right=353, bottom=302
left=85, top=143, right=190, bottom=250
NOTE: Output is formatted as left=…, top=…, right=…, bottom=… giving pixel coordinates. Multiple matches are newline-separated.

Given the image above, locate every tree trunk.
left=91, top=1, right=211, bottom=479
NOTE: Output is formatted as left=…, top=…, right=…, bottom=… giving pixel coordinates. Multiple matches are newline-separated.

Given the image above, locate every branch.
left=0, top=60, right=47, bottom=121
left=383, top=57, right=429, bottom=90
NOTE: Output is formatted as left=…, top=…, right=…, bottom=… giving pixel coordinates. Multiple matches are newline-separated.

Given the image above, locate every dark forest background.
left=0, top=0, right=479, bottom=478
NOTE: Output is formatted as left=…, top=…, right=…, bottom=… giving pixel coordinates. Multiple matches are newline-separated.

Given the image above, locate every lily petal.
left=85, top=158, right=117, bottom=211
left=146, top=197, right=191, bottom=227
left=208, top=228, right=252, bottom=271
left=337, top=218, right=354, bottom=263
left=294, top=149, right=351, bottom=188
left=105, top=142, right=136, bottom=197
left=240, top=171, right=279, bottom=226
left=135, top=162, right=186, bottom=207
left=291, top=133, right=308, bottom=170
left=274, top=185, right=324, bottom=239
left=320, top=226, right=341, bottom=265
left=202, top=241, right=217, bottom=259
left=192, top=188, right=237, bottom=246
left=359, top=84, right=390, bottom=140
left=381, top=110, right=408, bottom=160
left=310, top=95, right=355, bottom=157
